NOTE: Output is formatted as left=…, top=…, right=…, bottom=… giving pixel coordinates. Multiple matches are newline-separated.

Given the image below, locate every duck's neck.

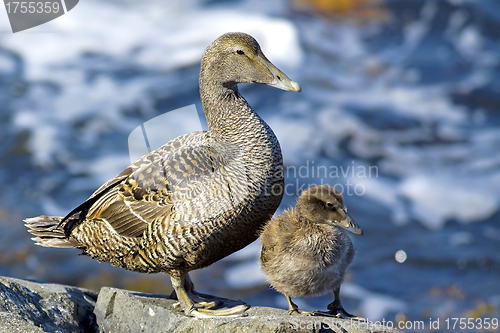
left=200, top=81, right=270, bottom=145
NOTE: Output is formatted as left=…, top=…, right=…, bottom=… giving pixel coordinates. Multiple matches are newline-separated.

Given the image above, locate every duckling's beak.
left=258, top=55, right=301, bottom=92
left=336, top=212, right=363, bottom=236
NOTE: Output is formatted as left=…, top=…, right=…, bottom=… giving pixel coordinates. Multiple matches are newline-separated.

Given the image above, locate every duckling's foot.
left=308, top=287, right=363, bottom=319
left=309, top=309, right=356, bottom=319
left=319, top=300, right=361, bottom=319
left=286, top=295, right=314, bottom=316
left=308, top=306, right=361, bottom=319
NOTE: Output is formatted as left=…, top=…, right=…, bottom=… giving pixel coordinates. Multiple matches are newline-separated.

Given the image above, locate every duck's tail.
left=25, top=216, right=79, bottom=248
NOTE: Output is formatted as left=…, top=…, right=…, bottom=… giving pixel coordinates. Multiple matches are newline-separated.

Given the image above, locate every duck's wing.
left=63, top=131, right=217, bottom=238
left=60, top=140, right=169, bottom=226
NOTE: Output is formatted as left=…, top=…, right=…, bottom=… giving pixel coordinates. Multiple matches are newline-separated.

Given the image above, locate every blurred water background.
left=1, top=0, right=499, bottom=331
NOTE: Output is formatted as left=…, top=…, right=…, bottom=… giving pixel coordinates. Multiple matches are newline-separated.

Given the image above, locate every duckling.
left=260, top=185, right=363, bottom=318
left=25, top=32, right=301, bottom=318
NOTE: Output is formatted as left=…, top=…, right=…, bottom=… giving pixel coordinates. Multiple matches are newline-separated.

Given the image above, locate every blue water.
left=0, top=0, right=499, bottom=331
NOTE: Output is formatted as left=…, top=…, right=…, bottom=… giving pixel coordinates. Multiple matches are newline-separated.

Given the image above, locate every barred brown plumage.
left=25, top=32, right=301, bottom=318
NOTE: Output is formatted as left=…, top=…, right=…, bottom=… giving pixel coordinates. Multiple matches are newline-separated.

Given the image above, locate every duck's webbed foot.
left=170, top=273, right=249, bottom=318
left=170, top=274, right=221, bottom=309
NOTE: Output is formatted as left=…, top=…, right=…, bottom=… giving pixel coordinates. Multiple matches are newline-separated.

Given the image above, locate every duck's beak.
left=336, top=210, right=363, bottom=235
left=258, top=54, right=301, bottom=92
left=268, top=69, right=301, bottom=92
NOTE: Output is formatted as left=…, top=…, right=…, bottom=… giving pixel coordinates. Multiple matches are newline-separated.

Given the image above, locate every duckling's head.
left=297, top=185, right=363, bottom=235
left=200, top=32, right=301, bottom=92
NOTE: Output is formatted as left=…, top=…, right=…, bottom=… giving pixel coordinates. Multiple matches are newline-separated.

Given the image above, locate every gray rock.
left=0, top=276, right=98, bottom=333
left=0, top=276, right=403, bottom=333
left=94, top=287, right=404, bottom=333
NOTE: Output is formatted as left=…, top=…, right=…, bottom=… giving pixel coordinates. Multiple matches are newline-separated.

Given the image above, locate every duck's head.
left=297, top=185, right=363, bottom=235
left=200, top=32, right=301, bottom=92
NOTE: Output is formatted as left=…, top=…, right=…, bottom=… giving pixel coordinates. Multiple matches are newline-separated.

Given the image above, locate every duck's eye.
left=236, top=50, right=245, bottom=55
left=326, top=202, right=334, bottom=209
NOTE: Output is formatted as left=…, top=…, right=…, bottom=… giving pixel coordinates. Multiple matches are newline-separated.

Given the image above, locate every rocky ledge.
left=0, top=276, right=403, bottom=333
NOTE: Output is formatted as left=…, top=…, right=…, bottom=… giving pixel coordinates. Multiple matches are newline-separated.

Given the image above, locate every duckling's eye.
left=326, top=202, right=335, bottom=209
left=236, top=50, right=245, bottom=55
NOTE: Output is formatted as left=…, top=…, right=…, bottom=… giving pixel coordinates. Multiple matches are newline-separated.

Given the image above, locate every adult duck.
left=26, top=32, right=300, bottom=318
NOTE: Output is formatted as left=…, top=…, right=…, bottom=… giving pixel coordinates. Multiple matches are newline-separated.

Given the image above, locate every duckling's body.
left=261, top=209, right=355, bottom=298
left=25, top=32, right=300, bottom=318
left=260, top=185, right=363, bottom=318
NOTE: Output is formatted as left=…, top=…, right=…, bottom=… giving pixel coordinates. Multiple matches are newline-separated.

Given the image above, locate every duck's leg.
left=286, top=295, right=313, bottom=316
left=170, top=274, right=249, bottom=318
left=170, top=273, right=219, bottom=309
left=170, top=273, right=247, bottom=310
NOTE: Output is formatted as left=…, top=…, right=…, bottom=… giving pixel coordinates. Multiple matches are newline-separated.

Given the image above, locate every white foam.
left=67, top=154, right=130, bottom=186
left=225, top=240, right=261, bottom=261
left=351, top=177, right=410, bottom=225
left=40, top=197, right=70, bottom=217
left=223, top=241, right=267, bottom=289
left=341, top=283, right=407, bottom=321
left=455, top=25, right=483, bottom=59
left=483, top=227, right=500, bottom=242
left=0, top=2, right=10, bottom=32
left=399, top=175, right=497, bottom=230
left=402, top=1, right=437, bottom=54
left=5, top=0, right=500, bottom=232
left=85, top=154, right=131, bottom=185
left=449, top=231, right=472, bottom=246
left=224, top=260, right=267, bottom=289
left=0, top=52, right=16, bottom=74
left=268, top=116, right=318, bottom=165
left=5, top=0, right=301, bottom=168
left=446, top=9, right=468, bottom=38
left=2, top=1, right=302, bottom=80
left=128, top=105, right=203, bottom=163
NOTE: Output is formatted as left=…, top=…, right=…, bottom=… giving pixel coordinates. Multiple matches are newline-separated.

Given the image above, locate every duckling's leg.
left=170, top=274, right=249, bottom=318
left=286, top=295, right=313, bottom=316
left=323, top=286, right=359, bottom=319
left=308, top=287, right=361, bottom=319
